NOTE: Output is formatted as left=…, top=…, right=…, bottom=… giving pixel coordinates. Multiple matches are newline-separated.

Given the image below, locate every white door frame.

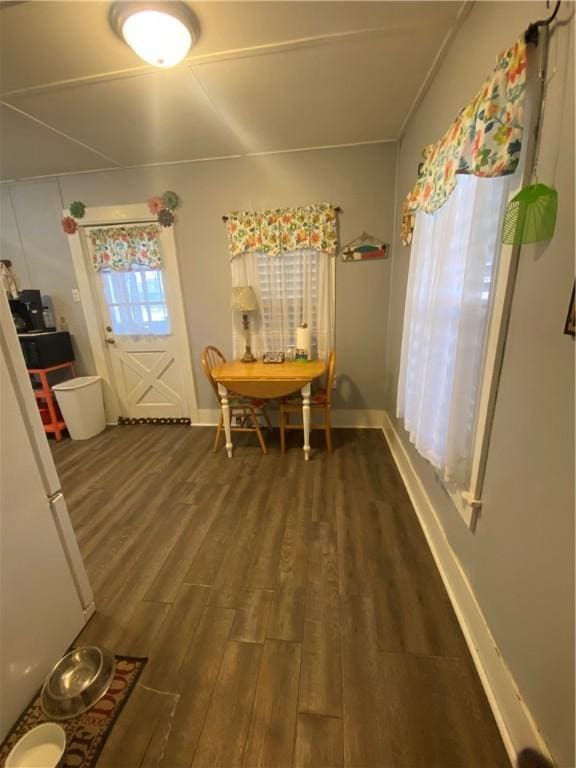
left=65, top=203, right=199, bottom=424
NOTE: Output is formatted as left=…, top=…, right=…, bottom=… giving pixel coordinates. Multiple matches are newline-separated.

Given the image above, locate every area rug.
left=0, top=655, right=147, bottom=768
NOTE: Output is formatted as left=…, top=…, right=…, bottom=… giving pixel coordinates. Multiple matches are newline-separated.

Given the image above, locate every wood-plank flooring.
left=51, top=426, right=509, bottom=768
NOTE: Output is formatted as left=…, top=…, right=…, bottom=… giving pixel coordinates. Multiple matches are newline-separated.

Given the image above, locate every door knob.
left=105, top=338, right=115, bottom=344
left=105, top=326, right=112, bottom=332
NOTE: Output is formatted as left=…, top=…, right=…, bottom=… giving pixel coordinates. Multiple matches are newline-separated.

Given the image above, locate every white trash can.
left=52, top=376, right=106, bottom=440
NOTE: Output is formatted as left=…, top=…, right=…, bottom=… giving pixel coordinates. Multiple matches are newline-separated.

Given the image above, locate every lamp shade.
left=231, top=286, right=258, bottom=312
left=110, top=2, right=198, bottom=68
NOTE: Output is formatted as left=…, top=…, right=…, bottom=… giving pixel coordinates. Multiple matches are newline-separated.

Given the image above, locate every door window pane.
left=100, top=267, right=171, bottom=335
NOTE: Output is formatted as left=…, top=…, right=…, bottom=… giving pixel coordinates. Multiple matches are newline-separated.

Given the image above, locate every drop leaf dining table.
left=211, top=359, right=327, bottom=460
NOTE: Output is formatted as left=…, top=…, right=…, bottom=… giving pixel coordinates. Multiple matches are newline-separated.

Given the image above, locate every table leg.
left=218, top=383, right=233, bottom=458
left=302, top=382, right=311, bottom=461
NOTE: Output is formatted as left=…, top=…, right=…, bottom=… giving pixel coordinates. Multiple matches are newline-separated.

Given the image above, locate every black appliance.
left=18, top=331, right=74, bottom=369
left=18, top=289, right=45, bottom=331
left=9, top=299, right=32, bottom=333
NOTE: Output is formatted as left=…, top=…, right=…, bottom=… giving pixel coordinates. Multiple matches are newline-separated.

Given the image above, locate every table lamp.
left=231, top=286, right=258, bottom=362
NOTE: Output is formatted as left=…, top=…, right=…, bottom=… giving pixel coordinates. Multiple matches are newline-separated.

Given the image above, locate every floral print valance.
left=226, top=203, right=337, bottom=259
left=401, top=38, right=527, bottom=245
left=88, top=224, right=162, bottom=271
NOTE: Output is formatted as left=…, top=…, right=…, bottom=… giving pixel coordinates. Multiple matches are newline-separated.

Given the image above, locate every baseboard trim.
left=106, top=410, right=386, bottom=428
left=382, top=411, right=552, bottom=767
left=193, top=408, right=385, bottom=428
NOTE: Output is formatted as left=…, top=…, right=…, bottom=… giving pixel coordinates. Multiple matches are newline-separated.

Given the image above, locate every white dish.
left=5, top=722, right=66, bottom=768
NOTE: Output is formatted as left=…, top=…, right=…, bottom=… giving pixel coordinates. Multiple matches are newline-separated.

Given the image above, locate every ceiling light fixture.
left=110, top=2, right=199, bottom=68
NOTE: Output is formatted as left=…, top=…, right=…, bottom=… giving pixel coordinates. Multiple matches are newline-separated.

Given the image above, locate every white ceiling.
left=0, top=1, right=465, bottom=181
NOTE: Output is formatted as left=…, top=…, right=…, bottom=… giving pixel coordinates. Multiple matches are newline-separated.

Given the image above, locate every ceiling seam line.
left=242, top=139, right=398, bottom=158
left=186, top=67, right=248, bottom=153
left=185, top=22, right=439, bottom=68
left=0, top=101, right=123, bottom=166
left=398, top=0, right=475, bottom=140
left=1, top=22, right=446, bottom=99
left=0, top=139, right=398, bottom=183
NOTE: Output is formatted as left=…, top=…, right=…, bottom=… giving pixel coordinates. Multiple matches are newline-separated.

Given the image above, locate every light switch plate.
left=72, top=288, right=81, bottom=302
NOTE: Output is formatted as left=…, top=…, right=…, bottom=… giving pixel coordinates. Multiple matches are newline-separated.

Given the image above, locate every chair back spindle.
left=325, top=350, right=336, bottom=406
left=202, top=345, right=226, bottom=400
left=201, top=344, right=269, bottom=454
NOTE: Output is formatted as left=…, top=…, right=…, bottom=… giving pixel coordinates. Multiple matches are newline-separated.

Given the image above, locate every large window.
left=231, top=248, right=334, bottom=360
left=398, top=173, right=512, bottom=509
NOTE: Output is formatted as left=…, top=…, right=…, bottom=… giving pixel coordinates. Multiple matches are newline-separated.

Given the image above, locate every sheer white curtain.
left=397, top=173, right=510, bottom=488
left=231, top=248, right=334, bottom=360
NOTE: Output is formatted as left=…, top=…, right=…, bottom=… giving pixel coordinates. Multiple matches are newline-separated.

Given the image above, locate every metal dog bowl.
left=41, top=647, right=116, bottom=720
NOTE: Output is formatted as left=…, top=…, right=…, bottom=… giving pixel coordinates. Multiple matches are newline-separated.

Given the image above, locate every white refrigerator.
left=0, top=290, right=94, bottom=741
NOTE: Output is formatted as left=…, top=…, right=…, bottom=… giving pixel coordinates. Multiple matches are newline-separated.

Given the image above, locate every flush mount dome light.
left=110, top=2, right=198, bottom=68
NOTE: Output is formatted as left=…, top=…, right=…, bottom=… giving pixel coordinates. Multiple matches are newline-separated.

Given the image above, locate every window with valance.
left=226, top=203, right=337, bottom=359
left=86, top=223, right=169, bottom=335
left=88, top=224, right=163, bottom=271
left=397, top=38, right=528, bottom=519
left=401, top=39, right=526, bottom=246
left=226, top=203, right=338, bottom=259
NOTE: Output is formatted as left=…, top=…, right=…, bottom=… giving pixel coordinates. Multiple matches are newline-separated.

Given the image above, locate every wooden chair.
left=280, top=350, right=336, bottom=454
left=202, top=345, right=272, bottom=455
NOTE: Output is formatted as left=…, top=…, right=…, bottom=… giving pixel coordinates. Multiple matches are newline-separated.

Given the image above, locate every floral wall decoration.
left=147, top=190, right=180, bottom=227
left=61, top=216, right=78, bottom=235
left=226, top=202, right=338, bottom=259
left=69, top=201, right=86, bottom=219
left=60, top=193, right=180, bottom=236
left=401, top=38, right=527, bottom=246
left=61, top=200, right=86, bottom=235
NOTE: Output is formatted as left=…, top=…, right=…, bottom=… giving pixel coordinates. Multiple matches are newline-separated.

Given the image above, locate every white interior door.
left=88, top=229, right=188, bottom=419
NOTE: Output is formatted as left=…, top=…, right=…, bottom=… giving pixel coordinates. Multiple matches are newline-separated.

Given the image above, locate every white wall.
left=1, top=142, right=395, bottom=413
left=385, top=3, right=575, bottom=765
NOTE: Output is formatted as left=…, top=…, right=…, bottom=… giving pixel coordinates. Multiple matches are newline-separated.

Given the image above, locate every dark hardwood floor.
left=51, top=425, right=509, bottom=768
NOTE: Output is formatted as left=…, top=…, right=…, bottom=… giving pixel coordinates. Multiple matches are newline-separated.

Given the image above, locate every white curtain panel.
left=231, top=248, right=334, bottom=360
left=397, top=173, right=510, bottom=488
